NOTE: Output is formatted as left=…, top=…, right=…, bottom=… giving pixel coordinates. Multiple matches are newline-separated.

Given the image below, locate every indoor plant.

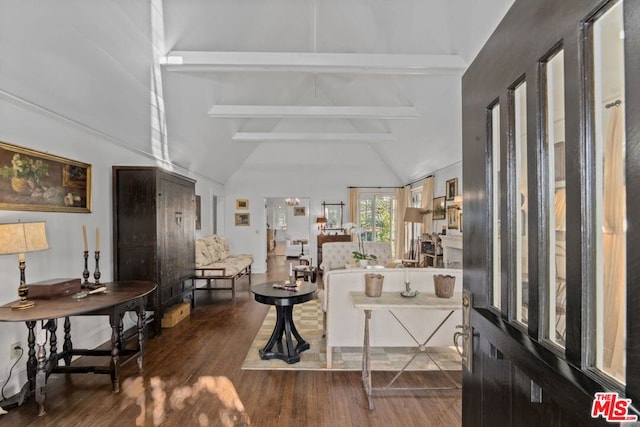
left=351, top=227, right=377, bottom=267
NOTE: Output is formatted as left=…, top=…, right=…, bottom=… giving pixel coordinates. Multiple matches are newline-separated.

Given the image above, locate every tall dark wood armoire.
left=112, top=166, right=196, bottom=336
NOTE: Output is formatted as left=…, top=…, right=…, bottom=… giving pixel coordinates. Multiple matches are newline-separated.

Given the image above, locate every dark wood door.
left=461, top=1, right=640, bottom=425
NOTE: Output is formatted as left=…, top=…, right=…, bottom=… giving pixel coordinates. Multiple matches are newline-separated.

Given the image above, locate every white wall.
left=0, top=1, right=223, bottom=398
left=224, top=142, right=403, bottom=273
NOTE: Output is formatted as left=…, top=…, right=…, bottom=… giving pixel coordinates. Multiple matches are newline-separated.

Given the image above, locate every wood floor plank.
left=2, top=248, right=461, bottom=426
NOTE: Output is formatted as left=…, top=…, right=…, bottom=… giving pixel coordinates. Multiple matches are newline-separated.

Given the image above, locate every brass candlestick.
left=93, top=251, right=101, bottom=285
left=82, top=250, right=91, bottom=287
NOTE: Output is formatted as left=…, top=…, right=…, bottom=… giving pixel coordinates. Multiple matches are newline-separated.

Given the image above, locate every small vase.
left=433, top=274, right=456, bottom=298
left=11, top=177, right=32, bottom=195
left=365, top=273, right=384, bottom=297
left=359, top=259, right=369, bottom=268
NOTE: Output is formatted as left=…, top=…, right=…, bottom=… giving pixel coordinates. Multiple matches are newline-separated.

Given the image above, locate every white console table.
left=350, top=291, right=462, bottom=410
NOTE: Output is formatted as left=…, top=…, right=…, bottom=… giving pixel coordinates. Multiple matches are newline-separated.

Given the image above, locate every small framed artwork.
left=445, top=178, right=458, bottom=201
left=293, top=206, right=306, bottom=216
left=447, top=206, right=459, bottom=229
left=195, top=195, right=201, bottom=230
left=236, top=199, right=249, bottom=210
left=235, top=213, right=250, bottom=226
left=432, top=196, right=446, bottom=220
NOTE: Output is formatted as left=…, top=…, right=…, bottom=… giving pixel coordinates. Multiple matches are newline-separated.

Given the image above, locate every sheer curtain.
left=602, top=105, right=625, bottom=378
left=395, top=185, right=410, bottom=258
left=348, top=188, right=359, bottom=225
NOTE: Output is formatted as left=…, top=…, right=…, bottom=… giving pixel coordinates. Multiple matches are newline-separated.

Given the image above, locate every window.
left=358, top=192, right=397, bottom=250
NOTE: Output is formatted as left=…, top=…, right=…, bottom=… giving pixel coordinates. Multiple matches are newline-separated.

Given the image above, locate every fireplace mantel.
left=440, top=235, right=463, bottom=268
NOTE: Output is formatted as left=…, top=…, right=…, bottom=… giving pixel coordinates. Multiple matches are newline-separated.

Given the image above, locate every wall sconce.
left=0, top=222, right=50, bottom=309
left=454, top=195, right=463, bottom=209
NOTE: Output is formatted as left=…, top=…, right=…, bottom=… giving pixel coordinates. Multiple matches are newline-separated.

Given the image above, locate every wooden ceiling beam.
left=162, top=51, right=466, bottom=75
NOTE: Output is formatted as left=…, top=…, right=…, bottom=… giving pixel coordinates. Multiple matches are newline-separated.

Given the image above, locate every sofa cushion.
left=195, top=239, right=213, bottom=267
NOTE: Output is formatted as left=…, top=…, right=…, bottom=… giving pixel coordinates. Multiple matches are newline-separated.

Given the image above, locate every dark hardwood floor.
left=2, top=246, right=462, bottom=426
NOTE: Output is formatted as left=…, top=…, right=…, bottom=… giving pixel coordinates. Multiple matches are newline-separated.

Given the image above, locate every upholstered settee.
left=320, top=241, right=394, bottom=272
left=194, top=235, right=253, bottom=299
left=284, top=239, right=310, bottom=258
left=320, top=268, right=463, bottom=368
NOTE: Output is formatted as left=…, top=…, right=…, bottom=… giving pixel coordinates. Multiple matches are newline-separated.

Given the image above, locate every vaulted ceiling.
left=159, top=0, right=514, bottom=185
left=0, top=1, right=513, bottom=188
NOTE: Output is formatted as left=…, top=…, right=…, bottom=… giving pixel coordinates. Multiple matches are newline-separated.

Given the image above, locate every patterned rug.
left=241, top=299, right=462, bottom=371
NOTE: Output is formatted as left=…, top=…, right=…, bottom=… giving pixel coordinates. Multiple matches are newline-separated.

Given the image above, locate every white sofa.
left=321, top=268, right=463, bottom=368
left=285, top=239, right=310, bottom=257
left=320, top=241, right=394, bottom=271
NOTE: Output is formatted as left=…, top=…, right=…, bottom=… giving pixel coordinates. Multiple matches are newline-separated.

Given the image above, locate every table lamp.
left=403, top=207, right=423, bottom=261
left=0, top=221, right=49, bottom=309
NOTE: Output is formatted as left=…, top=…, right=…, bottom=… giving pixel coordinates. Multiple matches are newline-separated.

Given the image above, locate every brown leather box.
left=27, top=278, right=82, bottom=299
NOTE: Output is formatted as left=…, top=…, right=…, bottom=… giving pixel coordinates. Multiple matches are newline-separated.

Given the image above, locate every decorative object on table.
left=235, top=212, right=250, bottom=226
left=403, top=207, right=424, bottom=261
left=445, top=178, right=458, bottom=201
left=351, top=227, right=377, bottom=267
left=433, top=274, right=456, bottom=298
left=27, top=278, right=81, bottom=299
left=236, top=199, right=249, bottom=210
left=401, top=267, right=418, bottom=297
left=94, top=227, right=100, bottom=282
left=315, top=216, right=326, bottom=231
left=0, top=221, right=49, bottom=309
left=288, top=262, right=295, bottom=285
left=0, top=141, right=91, bottom=213
left=364, top=273, right=384, bottom=297
left=81, top=225, right=90, bottom=285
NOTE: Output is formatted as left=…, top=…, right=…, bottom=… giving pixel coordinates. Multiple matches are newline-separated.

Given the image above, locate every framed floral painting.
left=0, top=141, right=91, bottom=213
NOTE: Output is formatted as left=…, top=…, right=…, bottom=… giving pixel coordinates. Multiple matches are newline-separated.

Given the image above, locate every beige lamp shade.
left=316, top=217, right=327, bottom=224
left=0, top=222, right=49, bottom=256
left=403, top=207, right=423, bottom=223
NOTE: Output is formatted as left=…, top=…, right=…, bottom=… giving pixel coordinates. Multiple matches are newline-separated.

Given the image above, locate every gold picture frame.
left=236, top=199, right=249, bottom=210
left=447, top=206, right=459, bottom=229
left=432, top=196, right=446, bottom=220
left=235, top=213, right=250, bottom=226
left=0, top=141, right=91, bottom=213
left=445, top=178, right=458, bottom=201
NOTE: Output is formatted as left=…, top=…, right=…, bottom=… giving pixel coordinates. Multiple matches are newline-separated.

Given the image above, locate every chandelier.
left=285, top=198, right=300, bottom=207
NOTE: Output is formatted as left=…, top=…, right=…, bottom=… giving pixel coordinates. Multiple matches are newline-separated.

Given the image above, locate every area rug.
left=241, top=299, right=462, bottom=371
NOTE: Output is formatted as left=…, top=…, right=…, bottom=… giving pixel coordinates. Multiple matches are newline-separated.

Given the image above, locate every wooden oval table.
left=251, top=281, right=317, bottom=364
left=0, top=281, right=156, bottom=416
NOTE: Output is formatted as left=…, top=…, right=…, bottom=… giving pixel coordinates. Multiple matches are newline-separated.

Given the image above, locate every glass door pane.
left=545, top=50, right=567, bottom=347
left=593, top=0, right=626, bottom=382
left=515, top=82, right=528, bottom=325
left=491, top=104, right=502, bottom=309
